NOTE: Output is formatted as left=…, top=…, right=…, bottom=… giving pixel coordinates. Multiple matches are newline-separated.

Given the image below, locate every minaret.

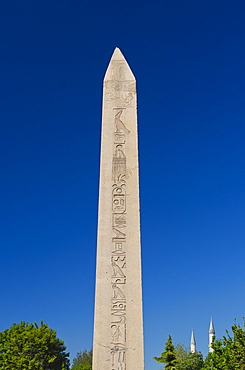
left=92, top=48, right=144, bottom=370
left=190, top=330, right=196, bottom=353
left=209, top=317, right=215, bottom=352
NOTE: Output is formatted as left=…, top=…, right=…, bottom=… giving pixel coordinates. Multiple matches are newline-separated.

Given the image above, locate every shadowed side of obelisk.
left=93, top=48, right=144, bottom=370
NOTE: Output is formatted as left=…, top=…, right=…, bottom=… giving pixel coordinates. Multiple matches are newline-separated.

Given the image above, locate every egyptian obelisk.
left=93, top=48, right=144, bottom=370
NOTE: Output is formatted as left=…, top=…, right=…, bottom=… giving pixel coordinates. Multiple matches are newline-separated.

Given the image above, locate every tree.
left=176, top=352, right=203, bottom=370
left=71, top=349, right=92, bottom=370
left=202, top=319, right=245, bottom=370
left=153, top=335, right=178, bottom=370
left=173, top=342, right=203, bottom=370
left=175, top=343, right=189, bottom=361
left=0, top=321, right=69, bottom=370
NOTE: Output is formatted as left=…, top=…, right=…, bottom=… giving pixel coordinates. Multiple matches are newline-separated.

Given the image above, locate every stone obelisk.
left=93, top=48, right=144, bottom=370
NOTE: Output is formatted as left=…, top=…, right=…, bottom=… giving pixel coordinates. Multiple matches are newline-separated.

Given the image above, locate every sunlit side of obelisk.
left=92, top=48, right=144, bottom=370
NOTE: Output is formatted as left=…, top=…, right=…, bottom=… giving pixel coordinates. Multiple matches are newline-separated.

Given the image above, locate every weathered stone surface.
left=92, top=48, right=144, bottom=370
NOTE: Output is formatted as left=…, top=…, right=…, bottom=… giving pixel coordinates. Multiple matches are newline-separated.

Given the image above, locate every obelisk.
left=93, top=48, right=144, bottom=370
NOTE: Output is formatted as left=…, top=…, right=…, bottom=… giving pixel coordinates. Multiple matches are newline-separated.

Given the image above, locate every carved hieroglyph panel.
left=104, top=77, right=136, bottom=108
left=111, top=108, right=129, bottom=370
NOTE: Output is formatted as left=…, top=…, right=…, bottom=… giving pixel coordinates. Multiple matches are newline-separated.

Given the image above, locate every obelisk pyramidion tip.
left=111, top=47, right=124, bottom=60
left=104, top=47, right=135, bottom=81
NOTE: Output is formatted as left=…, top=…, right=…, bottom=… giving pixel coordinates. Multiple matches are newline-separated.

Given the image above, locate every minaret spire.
left=190, top=329, right=196, bottom=353
left=208, top=317, right=215, bottom=352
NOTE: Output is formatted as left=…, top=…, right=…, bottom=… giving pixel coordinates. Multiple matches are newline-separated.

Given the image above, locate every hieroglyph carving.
left=104, top=80, right=135, bottom=108
left=111, top=109, right=129, bottom=370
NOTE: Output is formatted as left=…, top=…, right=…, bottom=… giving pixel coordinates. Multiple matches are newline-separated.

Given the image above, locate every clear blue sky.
left=1, top=1, right=245, bottom=369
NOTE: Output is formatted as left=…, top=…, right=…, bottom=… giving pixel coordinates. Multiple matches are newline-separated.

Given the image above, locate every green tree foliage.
left=202, top=319, right=245, bottom=370
left=0, top=321, right=69, bottom=370
left=175, top=343, right=189, bottom=361
left=153, top=335, right=178, bottom=370
left=174, top=342, right=203, bottom=370
left=176, top=352, right=203, bottom=370
left=71, top=349, right=92, bottom=370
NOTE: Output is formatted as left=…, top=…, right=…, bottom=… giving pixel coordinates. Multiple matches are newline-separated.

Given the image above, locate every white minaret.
left=190, top=330, right=196, bottom=353
left=208, top=317, right=215, bottom=352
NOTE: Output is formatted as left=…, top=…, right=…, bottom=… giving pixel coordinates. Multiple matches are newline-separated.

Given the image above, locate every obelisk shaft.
left=93, top=48, right=144, bottom=370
